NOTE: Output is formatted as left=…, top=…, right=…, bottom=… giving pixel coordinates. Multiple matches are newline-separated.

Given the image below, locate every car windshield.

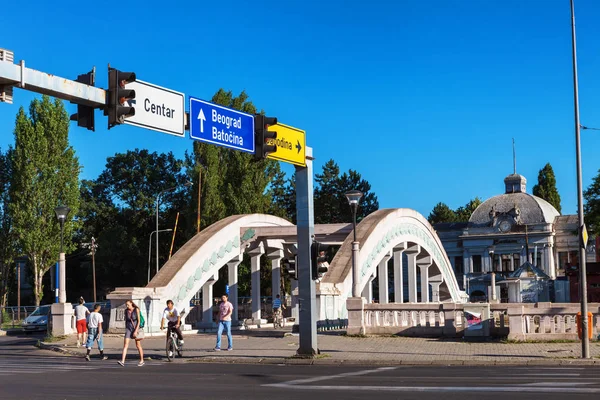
left=30, top=306, right=50, bottom=317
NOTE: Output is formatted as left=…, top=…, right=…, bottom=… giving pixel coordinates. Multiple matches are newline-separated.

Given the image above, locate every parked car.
left=22, top=305, right=51, bottom=332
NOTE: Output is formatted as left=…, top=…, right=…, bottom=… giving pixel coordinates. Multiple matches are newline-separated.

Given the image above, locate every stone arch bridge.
left=107, top=209, right=468, bottom=332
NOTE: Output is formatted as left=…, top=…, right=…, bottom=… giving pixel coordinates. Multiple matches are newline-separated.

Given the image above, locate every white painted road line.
left=277, top=367, right=398, bottom=386
left=263, top=384, right=600, bottom=394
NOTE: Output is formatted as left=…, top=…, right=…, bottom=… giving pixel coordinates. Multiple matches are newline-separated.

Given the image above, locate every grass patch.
left=342, top=333, right=368, bottom=338
left=314, top=353, right=331, bottom=359
left=41, top=334, right=68, bottom=343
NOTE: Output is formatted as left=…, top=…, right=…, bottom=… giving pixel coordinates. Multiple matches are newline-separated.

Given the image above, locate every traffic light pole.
left=295, top=146, right=318, bottom=357
left=0, top=49, right=105, bottom=106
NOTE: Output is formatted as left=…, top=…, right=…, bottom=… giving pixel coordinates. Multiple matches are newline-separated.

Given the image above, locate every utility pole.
left=197, top=168, right=202, bottom=233
left=91, top=237, right=97, bottom=303
left=569, top=0, right=590, bottom=359
left=17, top=262, right=20, bottom=320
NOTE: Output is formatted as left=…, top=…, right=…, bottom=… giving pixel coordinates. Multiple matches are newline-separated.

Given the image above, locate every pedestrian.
left=85, top=304, right=108, bottom=361
left=74, top=297, right=90, bottom=347
left=118, top=300, right=145, bottom=367
left=215, top=294, right=233, bottom=351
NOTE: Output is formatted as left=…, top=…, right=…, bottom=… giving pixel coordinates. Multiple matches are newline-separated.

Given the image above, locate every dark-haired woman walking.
left=118, top=300, right=144, bottom=367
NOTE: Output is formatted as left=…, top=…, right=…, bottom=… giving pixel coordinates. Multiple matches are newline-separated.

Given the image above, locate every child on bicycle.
left=160, top=300, right=184, bottom=346
left=272, top=294, right=285, bottom=319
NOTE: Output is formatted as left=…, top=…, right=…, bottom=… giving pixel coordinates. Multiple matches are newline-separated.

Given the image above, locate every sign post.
left=189, top=97, right=255, bottom=154
left=295, top=146, right=318, bottom=356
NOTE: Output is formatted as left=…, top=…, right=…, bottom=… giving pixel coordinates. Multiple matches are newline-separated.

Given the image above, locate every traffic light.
left=283, top=256, right=298, bottom=280
left=311, top=241, right=330, bottom=280
left=254, top=114, right=278, bottom=160
left=69, top=68, right=96, bottom=131
left=106, top=66, right=136, bottom=129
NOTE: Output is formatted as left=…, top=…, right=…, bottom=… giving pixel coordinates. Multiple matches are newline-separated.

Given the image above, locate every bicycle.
left=273, top=308, right=285, bottom=329
left=162, top=311, right=185, bottom=362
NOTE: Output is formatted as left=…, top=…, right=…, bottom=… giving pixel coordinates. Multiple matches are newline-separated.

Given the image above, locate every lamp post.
left=488, top=247, right=496, bottom=302
left=156, top=182, right=192, bottom=275
left=148, top=228, right=173, bottom=283
left=570, top=0, right=589, bottom=359
left=54, top=205, right=71, bottom=304
left=345, top=190, right=363, bottom=297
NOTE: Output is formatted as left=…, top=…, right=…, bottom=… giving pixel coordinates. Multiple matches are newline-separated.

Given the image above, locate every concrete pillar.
left=227, top=255, right=242, bottom=324
left=267, top=248, right=284, bottom=299
left=51, top=303, right=74, bottom=336
left=393, top=248, right=404, bottom=303
left=58, top=253, right=67, bottom=304
left=430, top=280, right=442, bottom=303
left=510, top=254, right=515, bottom=271
left=546, top=244, right=556, bottom=279
left=200, top=274, right=217, bottom=328
left=419, top=265, right=430, bottom=303
left=407, top=253, right=418, bottom=303
left=248, top=242, right=265, bottom=323
left=417, top=256, right=432, bottom=303
left=378, top=251, right=392, bottom=304
left=362, top=272, right=376, bottom=302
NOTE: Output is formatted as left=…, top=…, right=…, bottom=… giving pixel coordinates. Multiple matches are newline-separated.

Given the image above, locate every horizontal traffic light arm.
left=0, top=50, right=106, bottom=107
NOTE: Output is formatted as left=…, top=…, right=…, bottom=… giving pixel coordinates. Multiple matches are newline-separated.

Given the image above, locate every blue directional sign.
left=189, top=96, right=255, bottom=154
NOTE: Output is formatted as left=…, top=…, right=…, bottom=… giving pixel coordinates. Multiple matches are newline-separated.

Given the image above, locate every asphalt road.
left=1, top=335, right=600, bottom=399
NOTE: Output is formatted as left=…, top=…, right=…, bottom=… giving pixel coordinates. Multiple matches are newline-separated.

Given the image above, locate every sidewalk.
left=36, top=329, right=600, bottom=366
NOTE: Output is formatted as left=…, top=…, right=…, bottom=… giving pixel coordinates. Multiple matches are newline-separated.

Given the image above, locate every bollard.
left=576, top=312, right=593, bottom=340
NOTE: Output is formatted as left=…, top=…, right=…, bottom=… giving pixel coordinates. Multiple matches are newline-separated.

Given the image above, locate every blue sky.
left=1, top=0, right=600, bottom=218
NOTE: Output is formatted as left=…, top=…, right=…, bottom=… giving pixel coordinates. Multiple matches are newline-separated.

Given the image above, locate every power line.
left=580, top=125, right=600, bottom=131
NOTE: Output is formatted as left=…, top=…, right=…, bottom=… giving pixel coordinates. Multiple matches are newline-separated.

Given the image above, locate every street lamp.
left=148, top=228, right=173, bottom=283
left=345, top=190, right=363, bottom=297
left=488, top=246, right=496, bottom=302
left=54, top=205, right=71, bottom=304
left=156, top=181, right=192, bottom=275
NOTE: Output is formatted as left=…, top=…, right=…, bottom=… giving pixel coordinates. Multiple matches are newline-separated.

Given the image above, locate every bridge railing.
left=347, top=300, right=600, bottom=340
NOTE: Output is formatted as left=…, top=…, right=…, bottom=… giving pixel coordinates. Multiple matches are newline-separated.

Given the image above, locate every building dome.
left=468, top=173, right=560, bottom=228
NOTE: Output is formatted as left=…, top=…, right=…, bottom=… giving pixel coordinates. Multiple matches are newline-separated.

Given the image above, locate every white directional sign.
left=123, top=80, right=185, bottom=137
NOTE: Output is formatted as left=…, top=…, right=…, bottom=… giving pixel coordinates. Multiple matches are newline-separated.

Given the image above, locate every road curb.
left=35, top=342, right=600, bottom=367
left=36, top=341, right=81, bottom=356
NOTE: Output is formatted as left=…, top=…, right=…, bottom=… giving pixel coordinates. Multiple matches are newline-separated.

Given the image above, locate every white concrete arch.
left=108, top=214, right=293, bottom=332
left=320, top=208, right=468, bottom=314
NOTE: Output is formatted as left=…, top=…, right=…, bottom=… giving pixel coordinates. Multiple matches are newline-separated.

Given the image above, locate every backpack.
left=138, top=308, right=145, bottom=329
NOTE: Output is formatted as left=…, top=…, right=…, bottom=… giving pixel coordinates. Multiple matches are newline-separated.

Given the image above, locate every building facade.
left=435, top=173, right=593, bottom=291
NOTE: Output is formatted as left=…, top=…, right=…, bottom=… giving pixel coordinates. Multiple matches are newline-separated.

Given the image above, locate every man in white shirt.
left=160, top=300, right=183, bottom=346
left=85, top=304, right=107, bottom=361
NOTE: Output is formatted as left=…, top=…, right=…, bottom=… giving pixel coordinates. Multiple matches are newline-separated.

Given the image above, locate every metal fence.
left=0, top=306, right=37, bottom=327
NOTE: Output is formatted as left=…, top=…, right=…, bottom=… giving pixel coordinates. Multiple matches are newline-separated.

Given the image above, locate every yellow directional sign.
left=266, top=123, right=306, bottom=167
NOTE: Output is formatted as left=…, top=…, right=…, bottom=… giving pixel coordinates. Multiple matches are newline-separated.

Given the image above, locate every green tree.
left=532, top=163, right=562, bottom=213
left=455, top=197, right=482, bottom=222
left=428, top=202, right=457, bottom=225
left=584, top=169, right=600, bottom=236
left=314, top=160, right=341, bottom=224
left=78, top=149, right=190, bottom=290
left=314, top=159, right=379, bottom=224
left=0, top=147, right=15, bottom=308
left=9, top=96, right=81, bottom=305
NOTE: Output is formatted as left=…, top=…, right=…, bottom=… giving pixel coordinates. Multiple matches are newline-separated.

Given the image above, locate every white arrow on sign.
left=198, top=108, right=206, bottom=133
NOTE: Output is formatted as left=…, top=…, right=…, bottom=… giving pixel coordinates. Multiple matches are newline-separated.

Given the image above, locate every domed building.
left=435, top=172, right=584, bottom=296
